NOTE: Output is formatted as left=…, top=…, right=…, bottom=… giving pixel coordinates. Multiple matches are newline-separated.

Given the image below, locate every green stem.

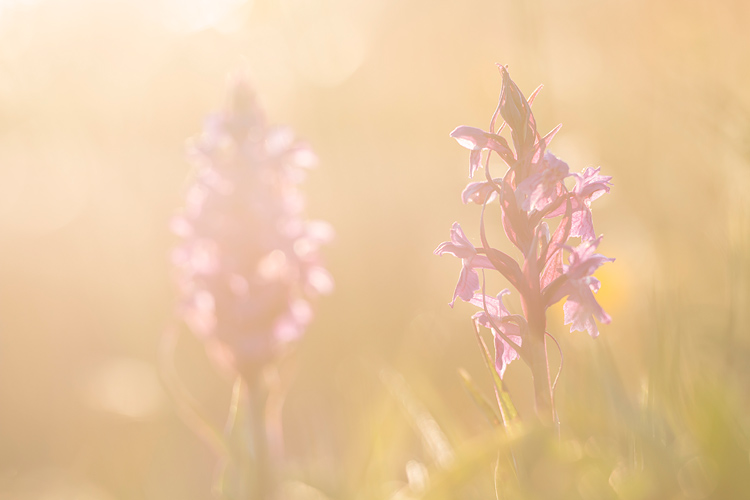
left=528, top=333, right=554, bottom=424
left=249, top=374, right=272, bottom=500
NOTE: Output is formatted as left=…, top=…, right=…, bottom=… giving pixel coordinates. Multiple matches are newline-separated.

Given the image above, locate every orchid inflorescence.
left=435, top=65, right=614, bottom=420
left=172, top=73, right=333, bottom=382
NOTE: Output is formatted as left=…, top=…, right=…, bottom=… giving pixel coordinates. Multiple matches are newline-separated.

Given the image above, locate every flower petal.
left=450, top=126, right=488, bottom=150
left=494, top=332, right=522, bottom=378
left=469, top=290, right=511, bottom=319
left=434, top=222, right=476, bottom=259
left=469, top=149, right=482, bottom=177
left=462, top=181, right=497, bottom=205
left=562, top=275, right=612, bottom=337
left=450, top=263, right=480, bottom=307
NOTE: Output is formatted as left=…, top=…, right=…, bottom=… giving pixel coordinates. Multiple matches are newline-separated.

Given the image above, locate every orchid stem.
left=249, top=374, right=273, bottom=500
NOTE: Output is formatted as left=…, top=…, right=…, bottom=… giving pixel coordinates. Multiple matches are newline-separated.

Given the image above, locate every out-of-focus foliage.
left=0, top=0, right=749, bottom=498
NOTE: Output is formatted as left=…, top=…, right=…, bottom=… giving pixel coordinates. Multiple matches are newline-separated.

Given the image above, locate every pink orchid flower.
left=450, top=126, right=514, bottom=178
left=461, top=180, right=499, bottom=205
left=469, top=291, right=522, bottom=378
left=546, top=166, right=613, bottom=240
left=434, top=222, right=494, bottom=307
left=439, top=65, right=614, bottom=418
left=561, top=237, right=614, bottom=337
left=516, top=152, right=571, bottom=212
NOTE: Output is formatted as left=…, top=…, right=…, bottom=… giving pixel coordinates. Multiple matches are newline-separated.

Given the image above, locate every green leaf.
left=417, top=427, right=545, bottom=500
left=458, top=368, right=502, bottom=427
left=473, top=324, right=519, bottom=424
left=381, top=368, right=455, bottom=468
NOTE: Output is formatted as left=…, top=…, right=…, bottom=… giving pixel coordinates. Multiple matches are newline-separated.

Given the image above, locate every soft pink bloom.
left=516, top=152, right=570, bottom=212
left=440, top=65, right=615, bottom=388
left=573, top=167, right=612, bottom=202
left=547, top=166, right=613, bottom=240
left=561, top=237, right=614, bottom=337
left=469, top=291, right=522, bottom=378
left=450, top=126, right=514, bottom=178
left=565, top=236, right=614, bottom=279
left=172, top=75, right=332, bottom=376
left=434, top=222, right=494, bottom=306
left=461, top=180, right=498, bottom=205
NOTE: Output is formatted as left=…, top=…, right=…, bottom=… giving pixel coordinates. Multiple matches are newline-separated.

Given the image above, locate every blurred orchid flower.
left=172, top=74, right=332, bottom=380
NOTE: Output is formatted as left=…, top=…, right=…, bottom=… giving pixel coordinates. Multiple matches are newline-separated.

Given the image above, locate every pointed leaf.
left=499, top=178, right=532, bottom=252
left=473, top=325, right=519, bottom=424
left=527, top=84, right=543, bottom=106
left=496, top=65, right=535, bottom=151
left=540, top=248, right=563, bottom=289
left=548, top=195, right=573, bottom=258
left=458, top=369, right=503, bottom=427
left=486, top=134, right=516, bottom=166
left=482, top=247, right=526, bottom=295
left=532, top=123, right=562, bottom=162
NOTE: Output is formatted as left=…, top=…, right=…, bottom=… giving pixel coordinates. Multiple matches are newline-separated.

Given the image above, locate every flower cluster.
left=435, top=65, right=614, bottom=392
left=172, top=74, right=333, bottom=380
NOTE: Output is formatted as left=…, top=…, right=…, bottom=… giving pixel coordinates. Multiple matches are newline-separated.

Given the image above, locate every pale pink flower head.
left=560, top=237, right=614, bottom=337
left=564, top=236, right=614, bottom=279
left=573, top=167, right=612, bottom=203
left=461, top=180, right=498, bottom=205
left=172, top=74, right=332, bottom=379
left=516, top=152, right=570, bottom=212
left=440, top=65, right=616, bottom=395
left=434, top=222, right=494, bottom=307
left=450, top=126, right=514, bottom=178
left=469, top=291, right=522, bottom=379
left=547, top=166, right=613, bottom=240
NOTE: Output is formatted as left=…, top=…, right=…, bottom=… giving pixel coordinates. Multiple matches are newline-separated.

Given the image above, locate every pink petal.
left=461, top=181, right=497, bottom=205
left=450, top=126, right=490, bottom=151
left=532, top=124, right=562, bottom=162
left=450, top=255, right=497, bottom=307
left=573, top=167, right=612, bottom=201
left=450, top=222, right=473, bottom=248
left=540, top=249, right=563, bottom=289
left=494, top=333, right=522, bottom=378
left=450, top=264, right=480, bottom=307
left=434, top=241, right=470, bottom=258
left=469, top=149, right=482, bottom=178
left=565, top=237, right=614, bottom=279
left=450, top=126, right=514, bottom=177
left=469, top=254, right=495, bottom=270
left=469, top=290, right=511, bottom=318
left=562, top=278, right=611, bottom=337
left=469, top=289, right=522, bottom=377
left=434, top=222, right=476, bottom=259
left=569, top=206, right=595, bottom=240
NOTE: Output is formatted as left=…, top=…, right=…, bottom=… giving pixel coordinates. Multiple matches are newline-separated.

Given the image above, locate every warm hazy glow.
left=0, top=138, right=92, bottom=235
left=83, top=358, right=164, bottom=420
left=293, top=13, right=367, bottom=87
left=0, top=0, right=37, bottom=11
left=159, top=0, right=246, bottom=33
left=3, top=468, right=115, bottom=500
left=1, top=0, right=749, bottom=497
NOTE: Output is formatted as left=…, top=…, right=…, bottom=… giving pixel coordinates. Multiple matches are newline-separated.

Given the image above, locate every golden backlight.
left=0, top=0, right=749, bottom=498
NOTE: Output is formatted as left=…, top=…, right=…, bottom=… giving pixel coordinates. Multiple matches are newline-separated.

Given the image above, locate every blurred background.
left=1, top=0, right=749, bottom=498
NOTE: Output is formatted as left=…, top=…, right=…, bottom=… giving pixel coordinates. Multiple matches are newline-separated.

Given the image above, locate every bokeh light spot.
left=82, top=358, right=164, bottom=420
left=293, top=13, right=367, bottom=87
left=158, top=0, right=247, bottom=34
